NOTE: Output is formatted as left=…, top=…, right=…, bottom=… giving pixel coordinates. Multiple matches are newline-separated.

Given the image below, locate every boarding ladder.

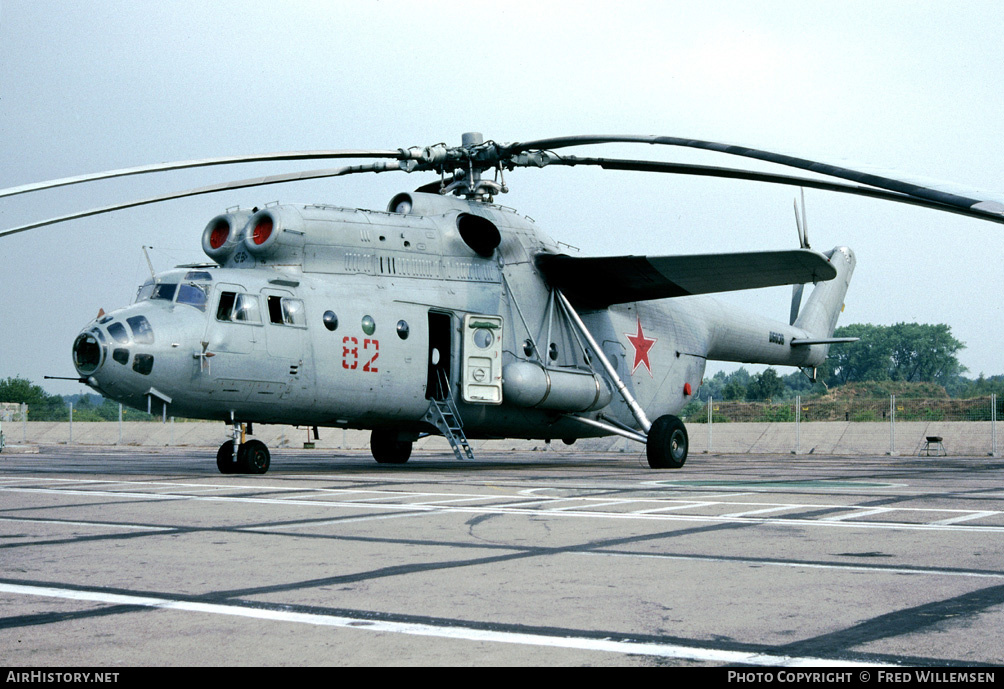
left=424, top=371, right=475, bottom=461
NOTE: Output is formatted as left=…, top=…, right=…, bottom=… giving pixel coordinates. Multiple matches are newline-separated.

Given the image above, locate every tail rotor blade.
left=790, top=283, right=805, bottom=325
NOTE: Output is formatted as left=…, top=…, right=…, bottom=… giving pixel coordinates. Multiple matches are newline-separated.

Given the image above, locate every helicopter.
left=3, top=133, right=1002, bottom=474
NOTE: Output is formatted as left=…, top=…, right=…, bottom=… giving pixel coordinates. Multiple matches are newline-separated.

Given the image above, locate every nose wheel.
left=216, top=438, right=271, bottom=474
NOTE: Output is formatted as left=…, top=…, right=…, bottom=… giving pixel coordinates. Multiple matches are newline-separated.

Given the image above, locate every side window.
left=233, top=294, right=260, bottom=323
left=267, top=296, right=305, bottom=326
left=216, top=291, right=237, bottom=321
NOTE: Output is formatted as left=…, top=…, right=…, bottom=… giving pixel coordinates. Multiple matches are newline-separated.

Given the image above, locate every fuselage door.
left=461, top=314, right=503, bottom=404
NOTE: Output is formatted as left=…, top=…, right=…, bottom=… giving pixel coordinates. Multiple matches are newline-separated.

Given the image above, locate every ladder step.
left=426, top=396, right=475, bottom=461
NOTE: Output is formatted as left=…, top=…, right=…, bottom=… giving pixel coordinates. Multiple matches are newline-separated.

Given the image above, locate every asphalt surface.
left=2, top=446, right=1003, bottom=667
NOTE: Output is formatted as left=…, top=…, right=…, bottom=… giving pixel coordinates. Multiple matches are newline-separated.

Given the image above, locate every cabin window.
left=216, top=292, right=236, bottom=320
left=112, top=348, right=129, bottom=365
left=323, top=311, right=338, bottom=331
left=233, top=294, right=260, bottom=323
left=267, top=296, right=305, bottom=326
left=216, top=292, right=260, bottom=323
left=126, top=316, right=154, bottom=344
left=396, top=320, right=409, bottom=340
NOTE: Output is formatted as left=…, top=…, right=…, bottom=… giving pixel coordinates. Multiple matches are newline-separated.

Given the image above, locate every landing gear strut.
left=646, top=415, right=688, bottom=469
left=216, top=422, right=271, bottom=474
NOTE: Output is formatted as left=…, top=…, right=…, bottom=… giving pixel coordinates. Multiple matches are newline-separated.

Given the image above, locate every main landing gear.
left=216, top=422, right=271, bottom=474
left=370, top=429, right=413, bottom=464
left=646, top=414, right=689, bottom=469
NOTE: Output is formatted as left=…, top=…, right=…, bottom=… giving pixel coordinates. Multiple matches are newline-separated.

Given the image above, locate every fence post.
left=707, top=395, right=713, bottom=453
left=795, top=395, right=801, bottom=455
left=993, top=393, right=998, bottom=457
left=21, top=403, right=26, bottom=443
left=889, top=395, right=896, bottom=456
left=68, top=402, right=73, bottom=444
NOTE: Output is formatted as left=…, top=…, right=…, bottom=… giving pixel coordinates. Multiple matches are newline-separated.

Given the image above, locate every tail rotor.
left=790, top=188, right=810, bottom=325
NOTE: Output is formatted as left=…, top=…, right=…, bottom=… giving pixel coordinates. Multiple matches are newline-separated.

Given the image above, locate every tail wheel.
left=371, top=430, right=413, bottom=464
left=646, top=415, right=688, bottom=469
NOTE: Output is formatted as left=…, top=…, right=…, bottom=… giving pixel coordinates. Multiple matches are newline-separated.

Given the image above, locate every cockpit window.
left=151, top=283, right=178, bottom=301
left=177, top=283, right=210, bottom=311
left=135, top=280, right=154, bottom=302
left=126, top=315, right=154, bottom=344
left=184, top=270, right=213, bottom=281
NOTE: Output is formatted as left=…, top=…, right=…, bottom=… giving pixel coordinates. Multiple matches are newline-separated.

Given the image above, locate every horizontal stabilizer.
left=536, top=249, right=836, bottom=308
left=790, top=337, right=860, bottom=346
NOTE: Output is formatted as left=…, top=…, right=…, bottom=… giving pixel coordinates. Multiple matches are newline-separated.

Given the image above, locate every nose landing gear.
left=216, top=421, right=271, bottom=474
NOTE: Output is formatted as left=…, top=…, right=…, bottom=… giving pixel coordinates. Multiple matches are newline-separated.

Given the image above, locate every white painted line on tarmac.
left=820, top=508, right=896, bottom=522
left=933, top=511, right=998, bottom=526
left=586, top=551, right=1004, bottom=580
left=719, top=505, right=801, bottom=518
left=633, top=502, right=718, bottom=514
left=0, top=516, right=171, bottom=532
left=0, top=582, right=887, bottom=667
left=5, top=485, right=1003, bottom=534
left=548, top=499, right=642, bottom=512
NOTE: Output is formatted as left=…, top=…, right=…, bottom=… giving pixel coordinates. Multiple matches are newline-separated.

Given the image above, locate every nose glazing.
left=72, top=330, right=105, bottom=375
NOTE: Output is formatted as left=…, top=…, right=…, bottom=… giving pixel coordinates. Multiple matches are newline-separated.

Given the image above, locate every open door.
left=426, top=311, right=452, bottom=401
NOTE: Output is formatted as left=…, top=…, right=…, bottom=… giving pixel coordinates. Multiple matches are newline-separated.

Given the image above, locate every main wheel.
left=646, top=415, right=688, bottom=469
left=217, top=440, right=238, bottom=474
left=371, top=430, right=412, bottom=464
left=241, top=439, right=271, bottom=474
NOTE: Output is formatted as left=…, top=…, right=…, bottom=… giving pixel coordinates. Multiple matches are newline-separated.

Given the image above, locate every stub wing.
left=536, top=248, right=837, bottom=308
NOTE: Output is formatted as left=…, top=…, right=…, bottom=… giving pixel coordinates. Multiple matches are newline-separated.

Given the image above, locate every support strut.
left=555, top=290, right=652, bottom=433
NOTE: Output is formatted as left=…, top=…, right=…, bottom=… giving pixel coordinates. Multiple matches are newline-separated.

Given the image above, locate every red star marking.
left=625, top=316, right=657, bottom=376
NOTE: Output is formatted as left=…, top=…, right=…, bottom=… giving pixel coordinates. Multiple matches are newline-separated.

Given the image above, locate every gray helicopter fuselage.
left=71, top=191, right=853, bottom=441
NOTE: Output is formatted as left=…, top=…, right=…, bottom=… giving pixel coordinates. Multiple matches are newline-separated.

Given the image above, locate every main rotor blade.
left=535, top=154, right=1004, bottom=225
left=508, top=135, right=1004, bottom=221
left=0, top=161, right=406, bottom=238
left=0, top=149, right=410, bottom=199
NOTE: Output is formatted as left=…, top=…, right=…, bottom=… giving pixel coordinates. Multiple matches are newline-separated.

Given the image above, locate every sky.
left=1, top=0, right=1002, bottom=395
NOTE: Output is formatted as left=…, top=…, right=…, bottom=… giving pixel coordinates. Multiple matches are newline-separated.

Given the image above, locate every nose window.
left=132, top=353, right=154, bottom=375
left=127, top=316, right=154, bottom=344
left=72, top=333, right=103, bottom=375
left=107, top=322, right=129, bottom=344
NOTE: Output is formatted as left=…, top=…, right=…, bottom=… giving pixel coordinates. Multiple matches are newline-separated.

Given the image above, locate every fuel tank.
left=502, top=361, right=611, bottom=412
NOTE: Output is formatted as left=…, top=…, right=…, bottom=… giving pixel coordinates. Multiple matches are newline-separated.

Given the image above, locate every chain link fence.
left=684, top=394, right=999, bottom=456
left=2, top=396, right=1000, bottom=457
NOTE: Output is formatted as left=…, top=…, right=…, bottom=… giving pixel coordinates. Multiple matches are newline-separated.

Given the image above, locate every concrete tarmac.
left=2, top=446, right=1003, bottom=667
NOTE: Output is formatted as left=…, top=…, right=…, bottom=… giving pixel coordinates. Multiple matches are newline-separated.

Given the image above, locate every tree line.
left=696, top=322, right=1003, bottom=405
